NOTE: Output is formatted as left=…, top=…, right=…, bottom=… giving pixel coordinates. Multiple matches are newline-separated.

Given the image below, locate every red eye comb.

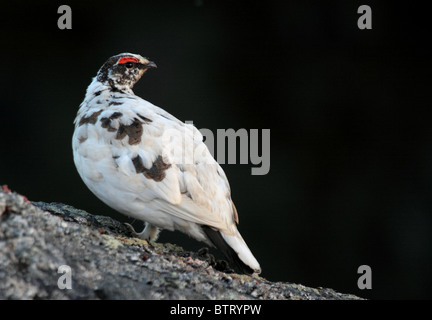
left=118, top=57, right=140, bottom=64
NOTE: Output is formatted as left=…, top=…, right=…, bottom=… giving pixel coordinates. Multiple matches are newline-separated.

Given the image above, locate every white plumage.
left=72, top=53, right=261, bottom=274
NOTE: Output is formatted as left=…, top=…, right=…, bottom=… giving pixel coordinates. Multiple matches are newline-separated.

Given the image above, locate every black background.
left=1, top=1, right=430, bottom=299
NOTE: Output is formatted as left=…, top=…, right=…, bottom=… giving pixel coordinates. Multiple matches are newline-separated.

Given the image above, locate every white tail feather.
left=221, top=231, right=261, bottom=274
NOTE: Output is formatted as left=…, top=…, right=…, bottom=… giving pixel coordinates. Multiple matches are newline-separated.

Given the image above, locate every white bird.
left=72, top=53, right=261, bottom=274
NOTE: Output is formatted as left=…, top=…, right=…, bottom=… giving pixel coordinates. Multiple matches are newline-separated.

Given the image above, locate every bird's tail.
left=201, top=226, right=261, bottom=275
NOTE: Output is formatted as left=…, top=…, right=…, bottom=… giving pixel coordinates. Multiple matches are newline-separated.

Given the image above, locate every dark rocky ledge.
left=0, top=187, right=362, bottom=300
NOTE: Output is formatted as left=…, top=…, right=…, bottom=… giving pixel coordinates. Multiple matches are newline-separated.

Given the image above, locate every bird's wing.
left=81, top=98, right=238, bottom=232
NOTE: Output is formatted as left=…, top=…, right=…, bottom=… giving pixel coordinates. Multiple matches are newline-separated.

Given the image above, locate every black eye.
left=125, top=62, right=134, bottom=68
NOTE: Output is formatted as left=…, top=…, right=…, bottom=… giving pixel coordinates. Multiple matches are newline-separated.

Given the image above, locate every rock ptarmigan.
left=72, top=53, right=261, bottom=274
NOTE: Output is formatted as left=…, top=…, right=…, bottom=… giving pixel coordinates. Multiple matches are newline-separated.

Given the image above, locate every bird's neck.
left=86, top=78, right=134, bottom=100
left=74, top=78, right=134, bottom=125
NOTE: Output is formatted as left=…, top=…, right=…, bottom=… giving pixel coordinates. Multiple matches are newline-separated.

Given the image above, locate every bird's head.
left=96, top=53, right=157, bottom=91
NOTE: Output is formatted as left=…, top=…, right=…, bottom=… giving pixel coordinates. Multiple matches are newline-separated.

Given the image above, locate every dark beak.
left=145, top=61, right=157, bottom=69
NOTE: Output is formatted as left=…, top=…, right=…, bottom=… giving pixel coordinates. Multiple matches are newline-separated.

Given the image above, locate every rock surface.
left=0, top=187, right=362, bottom=300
